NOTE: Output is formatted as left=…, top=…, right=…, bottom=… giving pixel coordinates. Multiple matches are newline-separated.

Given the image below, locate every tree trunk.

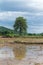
left=19, top=27, right=22, bottom=35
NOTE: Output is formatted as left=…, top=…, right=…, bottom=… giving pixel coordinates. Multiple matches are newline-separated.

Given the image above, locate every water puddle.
left=0, top=46, right=14, bottom=59
left=0, top=44, right=43, bottom=65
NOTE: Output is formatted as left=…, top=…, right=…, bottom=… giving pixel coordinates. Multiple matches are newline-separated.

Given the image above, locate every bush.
left=14, top=34, right=20, bottom=37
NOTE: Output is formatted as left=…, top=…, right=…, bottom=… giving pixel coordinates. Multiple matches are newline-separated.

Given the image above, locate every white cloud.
left=0, top=11, right=43, bottom=21
left=29, top=25, right=43, bottom=33
left=27, top=0, right=43, bottom=10
left=0, top=11, right=29, bottom=21
left=0, top=0, right=43, bottom=12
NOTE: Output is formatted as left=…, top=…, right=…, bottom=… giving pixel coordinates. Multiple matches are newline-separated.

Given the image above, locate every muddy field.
left=0, top=37, right=43, bottom=43
left=0, top=38, right=43, bottom=65
left=0, top=44, right=43, bottom=65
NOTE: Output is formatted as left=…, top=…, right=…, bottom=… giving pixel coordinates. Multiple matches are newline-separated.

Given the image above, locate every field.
left=0, top=37, right=43, bottom=65
left=0, top=37, right=43, bottom=44
left=0, top=37, right=43, bottom=49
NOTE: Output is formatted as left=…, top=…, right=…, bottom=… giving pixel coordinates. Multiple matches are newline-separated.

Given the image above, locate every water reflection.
left=13, top=44, right=26, bottom=60
left=0, top=46, right=14, bottom=58
left=13, top=44, right=43, bottom=63
left=0, top=44, right=43, bottom=65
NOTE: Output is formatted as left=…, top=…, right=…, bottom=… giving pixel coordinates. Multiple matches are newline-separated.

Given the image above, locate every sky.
left=0, top=0, right=43, bottom=33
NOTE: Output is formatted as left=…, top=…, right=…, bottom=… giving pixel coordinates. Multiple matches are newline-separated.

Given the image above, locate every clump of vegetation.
left=0, top=26, right=14, bottom=37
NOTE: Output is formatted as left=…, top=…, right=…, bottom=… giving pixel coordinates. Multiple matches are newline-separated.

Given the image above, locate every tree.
left=13, top=17, right=27, bottom=35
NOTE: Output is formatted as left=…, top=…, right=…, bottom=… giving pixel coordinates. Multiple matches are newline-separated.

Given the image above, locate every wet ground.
left=0, top=44, right=43, bottom=65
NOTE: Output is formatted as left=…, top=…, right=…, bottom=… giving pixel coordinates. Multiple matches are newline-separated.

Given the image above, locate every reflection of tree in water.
left=35, top=63, right=40, bottom=65
left=14, top=44, right=26, bottom=60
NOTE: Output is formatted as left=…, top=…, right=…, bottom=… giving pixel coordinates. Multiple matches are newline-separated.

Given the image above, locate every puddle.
left=0, top=46, right=14, bottom=59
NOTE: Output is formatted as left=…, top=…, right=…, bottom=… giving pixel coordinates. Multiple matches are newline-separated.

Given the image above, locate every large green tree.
left=13, top=17, right=27, bottom=35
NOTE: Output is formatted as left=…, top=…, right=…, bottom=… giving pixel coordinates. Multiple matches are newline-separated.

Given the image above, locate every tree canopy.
left=13, top=17, right=27, bottom=35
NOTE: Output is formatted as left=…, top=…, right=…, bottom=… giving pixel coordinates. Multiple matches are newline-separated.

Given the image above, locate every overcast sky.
left=0, top=0, right=43, bottom=33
